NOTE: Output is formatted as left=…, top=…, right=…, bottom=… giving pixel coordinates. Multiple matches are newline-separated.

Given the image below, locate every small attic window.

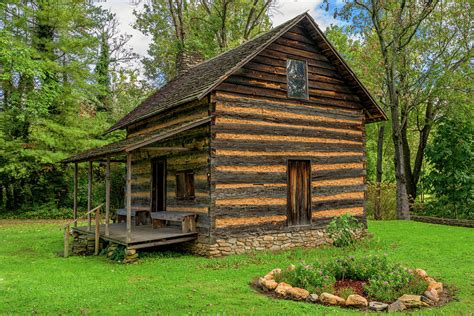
left=287, top=59, right=308, bottom=99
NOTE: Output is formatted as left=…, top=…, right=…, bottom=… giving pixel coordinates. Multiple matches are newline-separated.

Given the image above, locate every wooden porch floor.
left=73, top=223, right=197, bottom=249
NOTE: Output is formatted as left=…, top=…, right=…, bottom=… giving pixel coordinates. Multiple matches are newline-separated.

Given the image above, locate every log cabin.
left=62, top=12, right=387, bottom=257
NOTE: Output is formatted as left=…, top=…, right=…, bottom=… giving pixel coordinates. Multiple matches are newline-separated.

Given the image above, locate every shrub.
left=325, top=214, right=363, bottom=247
left=275, top=255, right=427, bottom=301
left=275, top=263, right=335, bottom=294
left=364, top=269, right=426, bottom=302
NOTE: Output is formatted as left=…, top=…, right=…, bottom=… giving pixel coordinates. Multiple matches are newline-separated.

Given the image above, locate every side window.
left=176, top=170, right=195, bottom=200
left=287, top=59, right=308, bottom=99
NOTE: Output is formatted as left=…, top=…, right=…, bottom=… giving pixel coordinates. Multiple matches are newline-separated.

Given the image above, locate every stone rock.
left=258, top=277, right=278, bottom=291
left=415, top=268, right=428, bottom=278
left=319, top=293, right=346, bottom=306
left=423, top=289, right=439, bottom=303
left=424, top=276, right=436, bottom=284
left=306, top=294, right=319, bottom=303
left=398, top=294, right=428, bottom=308
left=421, top=295, right=435, bottom=306
left=345, top=294, right=368, bottom=307
left=387, top=300, right=407, bottom=312
left=286, top=287, right=310, bottom=301
left=125, top=249, right=136, bottom=256
left=369, top=301, right=389, bottom=311
left=428, top=281, right=443, bottom=295
left=264, top=268, right=282, bottom=280
left=275, top=282, right=293, bottom=297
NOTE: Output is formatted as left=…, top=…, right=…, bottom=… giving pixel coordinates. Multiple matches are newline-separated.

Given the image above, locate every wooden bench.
left=117, top=209, right=149, bottom=226
left=150, top=212, right=197, bottom=233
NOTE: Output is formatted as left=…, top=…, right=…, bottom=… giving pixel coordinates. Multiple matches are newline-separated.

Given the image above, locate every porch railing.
left=63, top=204, right=104, bottom=258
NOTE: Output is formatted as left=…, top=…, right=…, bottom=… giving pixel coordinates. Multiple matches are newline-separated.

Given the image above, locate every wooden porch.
left=72, top=222, right=198, bottom=250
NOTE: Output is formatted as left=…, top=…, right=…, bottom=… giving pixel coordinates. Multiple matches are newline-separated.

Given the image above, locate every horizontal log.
left=237, top=65, right=351, bottom=93
left=217, top=82, right=362, bottom=110
left=213, top=155, right=363, bottom=166
left=266, top=42, right=330, bottom=63
left=215, top=98, right=362, bottom=124
left=214, top=133, right=361, bottom=146
left=213, top=163, right=363, bottom=173
left=313, top=198, right=365, bottom=210
left=211, top=139, right=363, bottom=152
left=214, top=91, right=360, bottom=116
left=127, top=98, right=209, bottom=136
left=213, top=123, right=362, bottom=142
left=246, top=57, right=345, bottom=84
left=273, top=36, right=322, bottom=55
left=212, top=184, right=367, bottom=200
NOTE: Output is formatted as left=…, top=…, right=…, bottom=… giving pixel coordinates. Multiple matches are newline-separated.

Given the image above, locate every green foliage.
left=422, top=114, right=474, bottom=219
left=134, top=0, right=273, bottom=83
left=277, top=254, right=428, bottom=302
left=364, top=271, right=427, bottom=302
left=275, top=263, right=335, bottom=294
left=366, top=183, right=397, bottom=220
left=325, top=214, right=362, bottom=247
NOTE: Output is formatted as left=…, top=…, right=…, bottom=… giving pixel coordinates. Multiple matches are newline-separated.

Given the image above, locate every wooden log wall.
left=210, top=24, right=367, bottom=234
left=127, top=100, right=211, bottom=230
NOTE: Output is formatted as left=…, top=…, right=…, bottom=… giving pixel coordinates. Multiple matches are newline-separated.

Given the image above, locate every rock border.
left=254, top=266, right=452, bottom=312
left=411, top=215, right=474, bottom=228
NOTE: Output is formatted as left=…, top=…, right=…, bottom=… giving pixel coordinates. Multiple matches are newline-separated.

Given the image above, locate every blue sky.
left=99, top=0, right=344, bottom=60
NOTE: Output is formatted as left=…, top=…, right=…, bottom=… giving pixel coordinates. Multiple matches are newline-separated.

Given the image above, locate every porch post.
left=87, top=161, right=92, bottom=231
left=73, top=162, right=78, bottom=228
left=126, top=153, right=132, bottom=241
left=105, top=158, right=110, bottom=237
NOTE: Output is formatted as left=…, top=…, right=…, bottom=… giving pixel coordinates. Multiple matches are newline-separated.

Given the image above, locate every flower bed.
left=254, top=255, right=449, bottom=312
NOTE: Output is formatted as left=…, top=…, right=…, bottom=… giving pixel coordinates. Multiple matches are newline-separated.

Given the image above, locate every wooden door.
left=151, top=160, right=166, bottom=212
left=287, top=160, right=311, bottom=226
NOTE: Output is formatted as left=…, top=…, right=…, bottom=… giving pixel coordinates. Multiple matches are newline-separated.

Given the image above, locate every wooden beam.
left=105, top=158, right=110, bottom=237
left=73, top=163, right=78, bottom=228
left=126, top=153, right=132, bottom=241
left=87, top=161, right=92, bottom=231
left=95, top=207, right=100, bottom=255
left=139, top=146, right=190, bottom=152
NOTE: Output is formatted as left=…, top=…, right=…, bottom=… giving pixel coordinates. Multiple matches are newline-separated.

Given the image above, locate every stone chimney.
left=176, top=49, right=205, bottom=76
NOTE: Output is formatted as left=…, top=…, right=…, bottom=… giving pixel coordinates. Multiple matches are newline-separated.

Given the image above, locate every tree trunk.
left=387, top=63, right=410, bottom=220
left=402, top=101, right=435, bottom=205
left=374, top=124, right=385, bottom=220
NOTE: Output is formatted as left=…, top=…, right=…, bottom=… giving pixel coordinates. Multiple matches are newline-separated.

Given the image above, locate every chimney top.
left=176, top=50, right=205, bottom=76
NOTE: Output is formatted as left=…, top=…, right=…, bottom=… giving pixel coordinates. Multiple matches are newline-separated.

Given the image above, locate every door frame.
left=286, top=158, right=312, bottom=227
left=151, top=158, right=167, bottom=213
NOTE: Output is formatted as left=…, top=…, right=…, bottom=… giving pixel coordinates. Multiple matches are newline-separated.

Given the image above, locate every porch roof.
left=62, top=117, right=211, bottom=163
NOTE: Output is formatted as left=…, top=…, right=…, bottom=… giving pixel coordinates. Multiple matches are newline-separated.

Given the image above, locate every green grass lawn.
left=0, top=220, right=472, bottom=315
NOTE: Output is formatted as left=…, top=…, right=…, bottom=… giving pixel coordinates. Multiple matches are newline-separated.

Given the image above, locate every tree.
left=0, top=1, right=142, bottom=212
left=134, top=0, right=274, bottom=83
left=424, top=111, right=473, bottom=219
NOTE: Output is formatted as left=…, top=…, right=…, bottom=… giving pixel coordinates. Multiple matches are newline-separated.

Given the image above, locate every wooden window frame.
left=286, top=59, right=309, bottom=100
left=176, top=170, right=195, bottom=200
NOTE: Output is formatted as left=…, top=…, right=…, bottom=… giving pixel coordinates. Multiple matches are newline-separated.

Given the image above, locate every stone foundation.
left=186, top=228, right=365, bottom=257
left=70, top=233, right=104, bottom=255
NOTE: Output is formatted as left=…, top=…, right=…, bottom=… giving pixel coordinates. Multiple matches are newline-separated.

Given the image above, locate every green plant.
left=326, top=214, right=363, bottom=247
left=338, top=287, right=355, bottom=299
left=423, top=114, right=474, bottom=219
left=275, top=264, right=335, bottom=294
left=109, top=245, right=126, bottom=262
left=364, top=270, right=426, bottom=302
